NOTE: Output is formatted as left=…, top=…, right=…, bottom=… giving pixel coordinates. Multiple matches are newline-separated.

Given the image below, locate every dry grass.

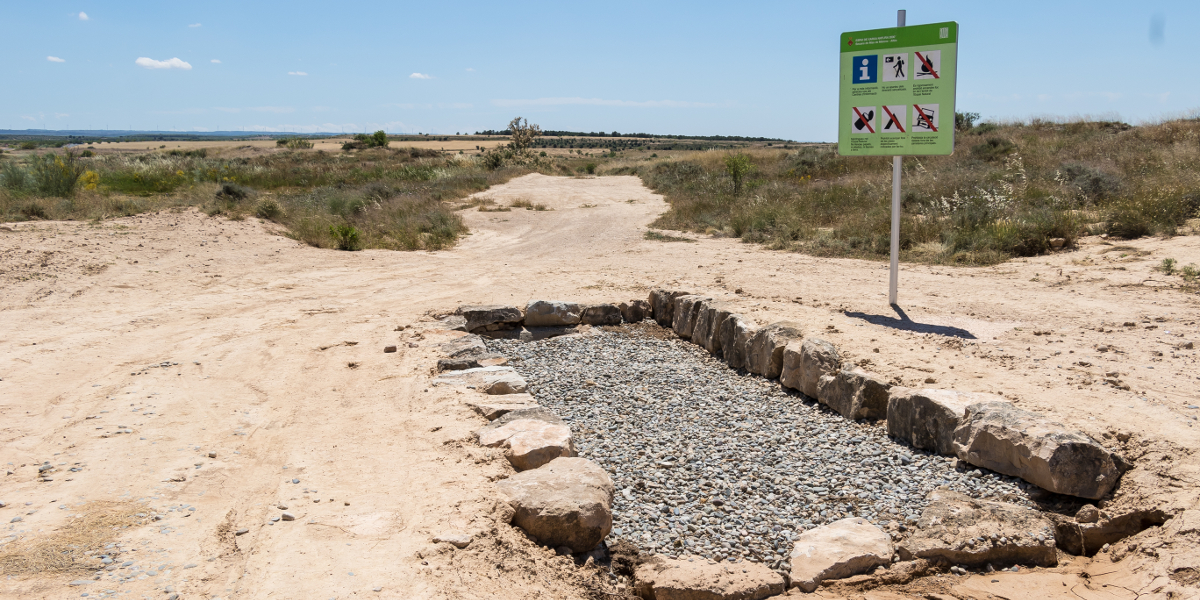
left=0, top=501, right=146, bottom=576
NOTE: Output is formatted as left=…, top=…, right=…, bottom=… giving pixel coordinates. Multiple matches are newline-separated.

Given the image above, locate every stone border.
left=429, top=293, right=1162, bottom=596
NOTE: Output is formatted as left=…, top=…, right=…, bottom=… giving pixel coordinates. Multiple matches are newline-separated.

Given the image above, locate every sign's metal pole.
left=889, top=9, right=906, bottom=306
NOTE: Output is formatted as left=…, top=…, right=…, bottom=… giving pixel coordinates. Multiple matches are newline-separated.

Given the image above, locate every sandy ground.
left=1, top=173, right=1198, bottom=599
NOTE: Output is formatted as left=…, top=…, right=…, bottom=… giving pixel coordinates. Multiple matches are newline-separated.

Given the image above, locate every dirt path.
left=1, top=173, right=1198, bottom=599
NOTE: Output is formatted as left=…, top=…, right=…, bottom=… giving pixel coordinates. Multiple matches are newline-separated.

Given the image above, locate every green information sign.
left=838, top=21, right=958, bottom=156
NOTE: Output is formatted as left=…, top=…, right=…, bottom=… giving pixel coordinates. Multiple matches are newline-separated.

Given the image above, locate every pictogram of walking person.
left=891, top=56, right=905, bottom=79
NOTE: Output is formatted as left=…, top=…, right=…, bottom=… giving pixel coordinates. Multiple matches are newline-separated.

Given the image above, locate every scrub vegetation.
left=630, top=117, right=1200, bottom=265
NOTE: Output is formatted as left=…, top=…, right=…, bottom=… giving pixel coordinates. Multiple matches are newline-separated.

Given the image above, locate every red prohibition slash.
left=914, top=51, right=939, bottom=79
left=881, top=106, right=905, bottom=133
left=852, top=106, right=875, bottom=133
left=913, top=104, right=938, bottom=132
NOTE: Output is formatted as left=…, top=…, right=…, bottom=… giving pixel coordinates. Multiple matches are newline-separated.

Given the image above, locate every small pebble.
left=235, top=528, right=249, bottom=536
left=281, top=512, right=295, bottom=521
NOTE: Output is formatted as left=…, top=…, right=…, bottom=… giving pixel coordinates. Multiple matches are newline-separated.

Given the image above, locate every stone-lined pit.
left=488, top=326, right=1037, bottom=570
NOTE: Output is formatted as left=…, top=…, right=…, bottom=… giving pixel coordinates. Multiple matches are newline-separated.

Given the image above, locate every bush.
left=215, top=183, right=252, bottom=201
left=255, top=198, right=283, bottom=220
left=1061, top=163, right=1121, bottom=201
left=955, top=111, right=980, bottom=131
left=20, top=202, right=48, bottom=219
left=585, top=162, right=596, bottom=174
left=30, top=152, right=86, bottom=197
left=17, top=141, right=37, bottom=150
left=80, top=149, right=95, bottom=158
left=970, top=138, right=1017, bottom=162
left=724, top=153, right=754, bottom=194
left=329, top=223, right=362, bottom=250
left=343, top=131, right=390, bottom=151
left=972, top=122, right=999, bottom=135
left=0, top=161, right=30, bottom=191
left=277, top=137, right=313, bottom=150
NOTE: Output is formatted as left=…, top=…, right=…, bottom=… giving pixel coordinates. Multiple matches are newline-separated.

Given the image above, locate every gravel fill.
left=489, top=325, right=1036, bottom=571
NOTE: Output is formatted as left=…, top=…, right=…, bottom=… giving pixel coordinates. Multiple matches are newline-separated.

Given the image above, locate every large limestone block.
left=465, top=393, right=539, bottom=420
left=672, top=295, right=710, bottom=339
left=746, top=321, right=803, bottom=378
left=496, top=457, right=614, bottom=553
left=524, top=300, right=582, bottom=327
left=718, top=315, right=758, bottom=370
left=690, top=300, right=730, bottom=355
left=456, top=305, right=523, bottom=333
left=650, top=289, right=691, bottom=328
left=581, top=304, right=622, bottom=326
left=435, top=366, right=528, bottom=395
left=780, top=341, right=804, bottom=391
left=952, top=402, right=1121, bottom=499
left=896, top=490, right=1057, bottom=567
left=634, top=555, right=785, bottom=600
left=887, top=388, right=1006, bottom=456
left=619, top=300, right=650, bottom=324
left=789, top=517, right=893, bottom=593
left=815, top=367, right=890, bottom=420
left=797, top=339, right=841, bottom=398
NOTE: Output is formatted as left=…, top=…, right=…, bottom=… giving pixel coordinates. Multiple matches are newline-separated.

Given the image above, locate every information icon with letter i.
left=852, top=55, right=877, bottom=84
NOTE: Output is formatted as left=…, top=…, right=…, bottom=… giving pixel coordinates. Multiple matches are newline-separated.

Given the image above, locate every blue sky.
left=1, top=1, right=1195, bottom=141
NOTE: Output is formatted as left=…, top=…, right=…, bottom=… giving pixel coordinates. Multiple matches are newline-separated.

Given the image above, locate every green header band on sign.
left=841, top=21, right=957, bottom=53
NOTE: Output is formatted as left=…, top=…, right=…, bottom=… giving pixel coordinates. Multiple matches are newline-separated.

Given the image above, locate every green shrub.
left=1160, top=258, right=1177, bottom=275
left=80, top=149, right=95, bottom=158
left=725, top=153, right=754, bottom=194
left=970, top=138, right=1017, bottom=162
left=972, top=122, right=999, bottom=135
left=17, top=141, right=37, bottom=150
left=954, top=111, right=980, bottom=131
left=1, top=161, right=30, bottom=191
left=329, top=223, right=362, bottom=250
left=20, top=202, right=48, bottom=219
left=30, top=152, right=86, bottom=197
left=1062, top=163, right=1121, bottom=200
left=585, top=162, right=597, bottom=174
left=255, top=198, right=283, bottom=220
left=343, top=131, right=390, bottom=151
left=215, top=183, right=252, bottom=201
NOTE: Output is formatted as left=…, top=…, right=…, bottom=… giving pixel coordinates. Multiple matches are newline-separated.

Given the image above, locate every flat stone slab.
left=634, top=555, right=785, bottom=600
left=896, top=489, right=1057, bottom=568
left=435, top=366, right=528, bottom=395
left=439, top=334, right=487, bottom=358
left=496, top=457, right=614, bottom=553
left=789, top=517, right=893, bottom=593
left=1051, top=507, right=1168, bottom=556
left=464, top=393, right=539, bottom=420
left=952, top=401, right=1121, bottom=499
left=887, top=388, right=1004, bottom=456
left=433, top=531, right=473, bottom=549
left=477, top=414, right=575, bottom=471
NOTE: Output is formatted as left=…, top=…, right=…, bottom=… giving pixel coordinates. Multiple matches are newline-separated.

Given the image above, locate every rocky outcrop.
left=456, top=305, right=523, bottom=333
left=789, top=517, right=893, bottom=593
left=816, top=367, right=890, bottom=420
left=887, top=388, right=1006, bottom=456
left=952, top=402, right=1121, bottom=499
left=465, top=393, right=539, bottom=420
left=796, top=338, right=841, bottom=399
left=620, top=300, right=651, bottom=324
left=650, top=289, right=691, bottom=328
left=524, top=300, right=582, bottom=327
left=496, top=457, right=614, bottom=553
left=1051, top=507, right=1169, bottom=556
left=672, top=295, right=711, bottom=340
left=439, top=334, right=487, bottom=358
left=581, top=304, right=623, bottom=326
left=634, top=555, right=785, bottom=600
left=745, top=321, right=803, bottom=378
left=896, top=490, right=1057, bottom=567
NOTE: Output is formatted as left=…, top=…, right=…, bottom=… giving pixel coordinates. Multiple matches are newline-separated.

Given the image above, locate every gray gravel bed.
left=488, top=328, right=1035, bottom=571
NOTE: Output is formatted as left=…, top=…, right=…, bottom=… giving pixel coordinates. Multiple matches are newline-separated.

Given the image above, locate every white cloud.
left=491, top=97, right=716, bottom=108
left=21, top=116, right=37, bottom=121
left=189, top=23, right=201, bottom=28
left=78, top=12, right=89, bottom=21
left=47, top=56, right=66, bottom=63
left=288, top=71, right=308, bottom=76
left=211, top=59, right=221, bottom=64
left=409, top=73, right=432, bottom=79
left=465, top=67, right=475, bottom=72
left=135, top=57, right=192, bottom=70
